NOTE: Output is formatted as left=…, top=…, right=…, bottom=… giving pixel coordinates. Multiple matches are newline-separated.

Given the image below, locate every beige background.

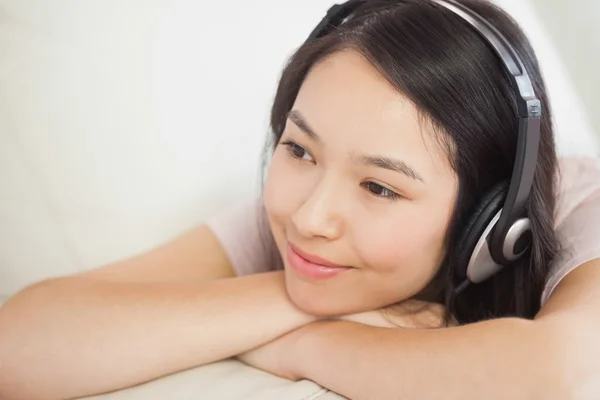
left=533, top=0, right=600, bottom=135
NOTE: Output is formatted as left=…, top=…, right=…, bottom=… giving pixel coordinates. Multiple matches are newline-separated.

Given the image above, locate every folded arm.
left=0, top=226, right=312, bottom=400
left=290, top=258, right=600, bottom=400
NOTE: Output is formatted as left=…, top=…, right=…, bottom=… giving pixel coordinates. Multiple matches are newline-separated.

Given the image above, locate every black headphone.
left=305, top=0, right=542, bottom=293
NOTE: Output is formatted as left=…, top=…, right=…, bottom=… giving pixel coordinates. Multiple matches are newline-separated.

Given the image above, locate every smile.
left=286, top=243, right=352, bottom=280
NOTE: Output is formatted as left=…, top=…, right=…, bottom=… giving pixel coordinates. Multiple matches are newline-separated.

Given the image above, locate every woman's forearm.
left=0, top=271, right=311, bottom=400
left=291, top=319, right=571, bottom=400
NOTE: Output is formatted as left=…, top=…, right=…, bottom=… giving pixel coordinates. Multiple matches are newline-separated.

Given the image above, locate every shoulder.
left=542, top=156, right=600, bottom=305
left=205, top=197, right=283, bottom=276
left=555, top=156, right=600, bottom=224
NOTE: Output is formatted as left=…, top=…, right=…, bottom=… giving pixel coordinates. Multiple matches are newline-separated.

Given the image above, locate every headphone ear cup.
left=455, top=181, right=509, bottom=283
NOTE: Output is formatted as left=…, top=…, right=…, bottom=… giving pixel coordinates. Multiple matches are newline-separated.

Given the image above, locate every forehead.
left=292, top=49, right=454, bottom=180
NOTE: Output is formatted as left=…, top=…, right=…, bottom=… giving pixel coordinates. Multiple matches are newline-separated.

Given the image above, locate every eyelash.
left=360, top=181, right=402, bottom=202
left=281, top=140, right=313, bottom=162
left=280, top=140, right=403, bottom=203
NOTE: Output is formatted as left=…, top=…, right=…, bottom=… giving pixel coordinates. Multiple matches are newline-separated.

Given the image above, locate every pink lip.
left=287, top=244, right=351, bottom=280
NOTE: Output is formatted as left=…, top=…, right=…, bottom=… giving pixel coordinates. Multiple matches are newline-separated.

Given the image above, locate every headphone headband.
left=305, top=0, right=541, bottom=275
left=431, top=0, right=540, bottom=265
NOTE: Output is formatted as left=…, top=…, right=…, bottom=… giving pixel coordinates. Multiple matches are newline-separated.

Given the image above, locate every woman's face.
left=264, top=50, right=459, bottom=316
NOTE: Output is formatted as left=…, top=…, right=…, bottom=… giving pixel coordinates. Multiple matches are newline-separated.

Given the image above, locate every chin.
left=288, top=290, right=343, bottom=317
left=283, top=270, right=369, bottom=317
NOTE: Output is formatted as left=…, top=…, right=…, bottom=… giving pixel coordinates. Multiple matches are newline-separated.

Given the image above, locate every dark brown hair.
left=264, top=0, right=559, bottom=324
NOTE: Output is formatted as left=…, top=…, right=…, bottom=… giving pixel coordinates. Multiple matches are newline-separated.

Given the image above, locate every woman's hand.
left=237, top=326, right=305, bottom=381
left=237, top=299, right=456, bottom=380
left=338, top=299, right=457, bottom=329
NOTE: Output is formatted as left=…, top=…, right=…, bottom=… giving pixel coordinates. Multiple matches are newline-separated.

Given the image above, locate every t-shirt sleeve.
left=205, top=197, right=283, bottom=276
left=541, top=156, right=600, bottom=306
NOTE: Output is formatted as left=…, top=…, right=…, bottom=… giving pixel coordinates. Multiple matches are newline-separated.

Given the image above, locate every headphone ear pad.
left=455, top=181, right=509, bottom=282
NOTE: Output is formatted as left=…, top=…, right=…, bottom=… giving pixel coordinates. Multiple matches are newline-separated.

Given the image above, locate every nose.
left=291, top=175, right=345, bottom=241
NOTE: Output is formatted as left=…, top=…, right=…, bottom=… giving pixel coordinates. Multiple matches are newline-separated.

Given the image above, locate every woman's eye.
left=281, top=141, right=314, bottom=162
left=362, top=181, right=401, bottom=202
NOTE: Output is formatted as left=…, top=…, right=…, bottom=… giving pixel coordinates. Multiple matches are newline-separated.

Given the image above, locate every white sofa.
left=0, top=1, right=597, bottom=399
left=79, top=360, right=345, bottom=400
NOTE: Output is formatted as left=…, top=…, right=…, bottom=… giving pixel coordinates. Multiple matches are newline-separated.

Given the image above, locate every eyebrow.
left=287, top=109, right=425, bottom=183
left=359, top=155, right=425, bottom=183
left=287, top=110, right=321, bottom=143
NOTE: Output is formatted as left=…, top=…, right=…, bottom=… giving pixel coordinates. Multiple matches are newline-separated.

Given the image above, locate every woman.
left=1, top=0, right=600, bottom=399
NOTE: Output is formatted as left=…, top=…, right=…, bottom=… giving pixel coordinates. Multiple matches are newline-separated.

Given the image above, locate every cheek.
left=263, top=147, right=325, bottom=223
left=263, top=150, right=298, bottom=223
left=263, top=149, right=314, bottom=242
left=354, top=209, right=448, bottom=294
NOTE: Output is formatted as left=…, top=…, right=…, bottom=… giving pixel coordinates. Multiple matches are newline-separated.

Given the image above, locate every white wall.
left=0, top=0, right=349, bottom=298
left=0, top=0, right=598, bottom=300
left=532, top=0, right=600, bottom=136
